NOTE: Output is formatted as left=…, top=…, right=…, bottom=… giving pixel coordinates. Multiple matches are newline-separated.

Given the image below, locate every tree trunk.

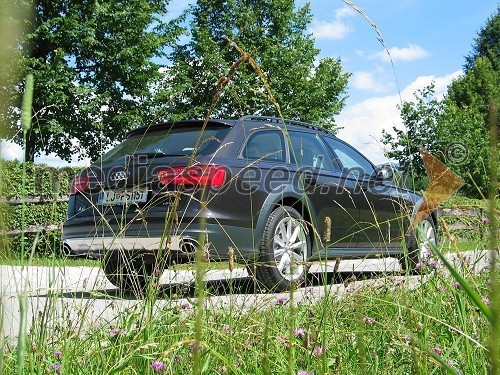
left=24, top=128, right=36, bottom=162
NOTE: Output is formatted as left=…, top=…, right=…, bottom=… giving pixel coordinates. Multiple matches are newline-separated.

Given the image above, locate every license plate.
left=98, top=190, right=149, bottom=205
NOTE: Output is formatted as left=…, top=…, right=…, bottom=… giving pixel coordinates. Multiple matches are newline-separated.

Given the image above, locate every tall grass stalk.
left=487, top=99, right=499, bottom=374
left=16, top=73, right=34, bottom=375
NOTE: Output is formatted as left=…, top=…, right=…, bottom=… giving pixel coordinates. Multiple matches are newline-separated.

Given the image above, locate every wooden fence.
left=1, top=196, right=68, bottom=236
left=437, top=206, right=488, bottom=241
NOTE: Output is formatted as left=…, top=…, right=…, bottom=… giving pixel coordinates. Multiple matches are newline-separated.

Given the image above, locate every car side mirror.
left=375, top=165, right=394, bottom=181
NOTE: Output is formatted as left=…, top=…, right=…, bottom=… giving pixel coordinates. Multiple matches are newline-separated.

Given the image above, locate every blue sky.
left=2, top=0, right=497, bottom=166
left=302, top=0, right=497, bottom=163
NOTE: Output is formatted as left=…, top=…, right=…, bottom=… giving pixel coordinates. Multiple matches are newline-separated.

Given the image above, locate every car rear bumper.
left=62, top=219, right=259, bottom=260
left=63, top=235, right=187, bottom=258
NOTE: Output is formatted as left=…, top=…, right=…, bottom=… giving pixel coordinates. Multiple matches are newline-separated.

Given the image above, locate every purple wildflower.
left=297, top=371, right=313, bottom=375
left=150, top=360, right=165, bottom=373
left=181, top=301, right=192, bottom=309
left=276, top=296, right=288, bottom=304
left=480, top=217, right=490, bottom=223
left=415, top=262, right=425, bottom=270
left=54, top=350, right=62, bottom=360
left=220, top=366, right=227, bottom=374
left=312, top=346, right=323, bottom=357
left=52, top=363, right=61, bottom=374
left=362, top=317, right=375, bottom=324
left=482, top=296, right=490, bottom=305
left=438, top=286, right=446, bottom=292
left=109, top=328, right=124, bottom=338
left=433, top=347, right=442, bottom=355
left=452, top=282, right=461, bottom=289
left=294, top=328, right=306, bottom=338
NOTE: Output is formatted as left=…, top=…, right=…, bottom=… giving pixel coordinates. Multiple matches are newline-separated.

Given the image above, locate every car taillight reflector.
left=158, top=165, right=226, bottom=187
left=70, top=176, right=89, bottom=195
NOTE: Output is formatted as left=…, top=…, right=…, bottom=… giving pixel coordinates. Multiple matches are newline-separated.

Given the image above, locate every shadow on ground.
left=57, top=269, right=402, bottom=300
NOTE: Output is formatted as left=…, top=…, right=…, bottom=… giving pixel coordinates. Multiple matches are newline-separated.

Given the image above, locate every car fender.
left=254, top=185, right=318, bottom=244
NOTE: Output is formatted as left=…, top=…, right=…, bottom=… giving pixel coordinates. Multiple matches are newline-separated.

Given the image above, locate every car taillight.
left=158, top=165, right=226, bottom=187
left=70, top=176, right=89, bottom=195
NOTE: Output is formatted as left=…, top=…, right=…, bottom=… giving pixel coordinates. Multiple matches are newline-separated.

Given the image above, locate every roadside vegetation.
left=1, top=260, right=495, bottom=374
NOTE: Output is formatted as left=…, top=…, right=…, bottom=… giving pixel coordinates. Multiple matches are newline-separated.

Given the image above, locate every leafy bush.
left=0, top=160, right=82, bottom=199
left=0, top=160, right=81, bottom=257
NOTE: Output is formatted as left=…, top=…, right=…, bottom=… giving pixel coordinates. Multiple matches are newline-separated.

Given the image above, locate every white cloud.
left=400, top=71, right=461, bottom=100
left=336, top=71, right=461, bottom=165
left=334, top=7, right=356, bottom=19
left=1, top=140, right=23, bottom=161
left=351, top=71, right=394, bottom=93
left=375, top=44, right=429, bottom=62
left=1, top=139, right=91, bottom=167
left=35, top=153, right=90, bottom=167
left=309, top=7, right=356, bottom=40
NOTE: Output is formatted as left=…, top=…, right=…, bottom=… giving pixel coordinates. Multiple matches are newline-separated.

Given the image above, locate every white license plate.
left=98, top=190, right=149, bottom=205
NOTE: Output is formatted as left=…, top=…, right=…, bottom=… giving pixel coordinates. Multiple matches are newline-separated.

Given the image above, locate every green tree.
left=163, top=0, right=350, bottom=129
left=1, top=0, right=181, bottom=162
left=465, top=7, right=499, bottom=72
left=381, top=85, right=441, bottom=192
left=382, top=8, right=499, bottom=197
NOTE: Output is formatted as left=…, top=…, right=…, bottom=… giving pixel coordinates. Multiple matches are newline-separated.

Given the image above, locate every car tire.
left=399, top=217, right=437, bottom=273
left=103, top=251, right=162, bottom=296
left=253, top=206, right=311, bottom=292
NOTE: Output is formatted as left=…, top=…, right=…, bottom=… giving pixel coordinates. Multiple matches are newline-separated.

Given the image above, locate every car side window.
left=242, top=130, right=285, bottom=162
left=288, top=132, right=337, bottom=170
left=322, top=137, right=374, bottom=178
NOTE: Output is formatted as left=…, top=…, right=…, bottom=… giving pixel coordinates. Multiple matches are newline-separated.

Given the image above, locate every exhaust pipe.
left=180, top=239, right=199, bottom=254
left=62, top=243, right=72, bottom=257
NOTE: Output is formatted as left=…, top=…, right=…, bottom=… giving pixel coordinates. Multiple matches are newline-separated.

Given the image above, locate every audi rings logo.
left=110, top=171, right=129, bottom=182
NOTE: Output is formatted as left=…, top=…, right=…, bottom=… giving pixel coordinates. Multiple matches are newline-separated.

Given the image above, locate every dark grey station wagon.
left=63, top=116, right=437, bottom=293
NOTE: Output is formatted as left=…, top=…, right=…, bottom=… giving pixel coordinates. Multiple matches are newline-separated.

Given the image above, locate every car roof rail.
left=240, top=115, right=332, bottom=135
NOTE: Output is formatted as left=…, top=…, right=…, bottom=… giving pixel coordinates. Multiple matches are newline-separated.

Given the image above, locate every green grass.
left=441, top=240, right=490, bottom=252
left=0, top=264, right=494, bottom=374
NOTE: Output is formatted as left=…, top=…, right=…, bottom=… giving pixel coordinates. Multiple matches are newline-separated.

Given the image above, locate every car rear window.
left=96, top=124, right=231, bottom=164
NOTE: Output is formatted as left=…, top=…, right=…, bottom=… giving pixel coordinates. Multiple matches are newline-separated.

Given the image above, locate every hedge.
left=0, top=160, right=83, bottom=257
left=0, top=159, right=82, bottom=199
